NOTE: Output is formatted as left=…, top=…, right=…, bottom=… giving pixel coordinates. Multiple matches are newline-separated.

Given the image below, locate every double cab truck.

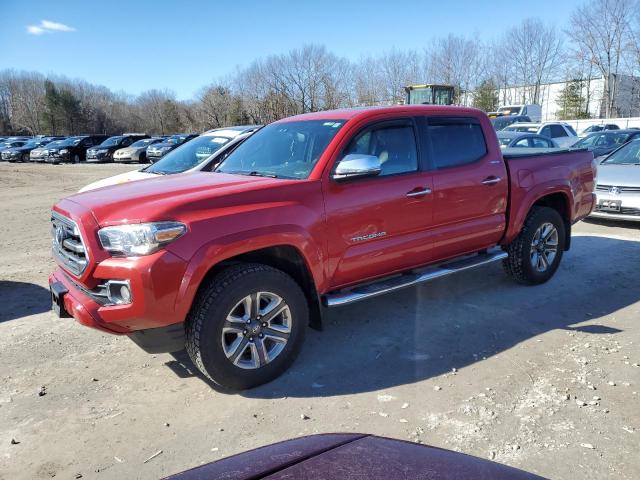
left=49, top=106, right=596, bottom=390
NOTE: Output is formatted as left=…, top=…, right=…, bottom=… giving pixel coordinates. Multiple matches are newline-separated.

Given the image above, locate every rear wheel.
left=72, top=154, right=81, bottom=164
left=186, top=263, right=307, bottom=390
left=21, top=153, right=28, bottom=162
left=503, top=206, right=565, bottom=285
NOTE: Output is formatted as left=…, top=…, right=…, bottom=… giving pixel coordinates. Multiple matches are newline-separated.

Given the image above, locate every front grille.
left=51, top=211, right=89, bottom=275
left=596, top=184, right=640, bottom=193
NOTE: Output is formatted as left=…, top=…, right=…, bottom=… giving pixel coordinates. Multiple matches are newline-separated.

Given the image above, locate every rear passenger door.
left=421, top=116, right=508, bottom=260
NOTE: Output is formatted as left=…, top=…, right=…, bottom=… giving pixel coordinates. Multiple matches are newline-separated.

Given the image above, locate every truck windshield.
left=215, top=120, right=344, bottom=179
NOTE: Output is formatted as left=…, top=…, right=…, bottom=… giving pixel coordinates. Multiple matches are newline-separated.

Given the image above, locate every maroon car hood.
left=65, top=171, right=288, bottom=226
left=164, top=434, right=546, bottom=479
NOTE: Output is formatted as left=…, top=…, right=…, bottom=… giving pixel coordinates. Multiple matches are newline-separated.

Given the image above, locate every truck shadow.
left=0, top=281, right=52, bottom=322
left=167, top=235, right=636, bottom=397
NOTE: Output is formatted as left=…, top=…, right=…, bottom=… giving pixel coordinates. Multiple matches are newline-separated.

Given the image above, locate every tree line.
left=1, top=0, right=639, bottom=136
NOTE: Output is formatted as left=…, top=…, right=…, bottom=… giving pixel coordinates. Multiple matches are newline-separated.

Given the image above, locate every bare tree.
left=499, top=19, right=564, bottom=104
left=567, top=0, right=634, bottom=117
left=428, top=34, right=487, bottom=105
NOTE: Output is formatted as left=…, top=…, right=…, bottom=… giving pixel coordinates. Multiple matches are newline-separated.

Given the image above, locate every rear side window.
left=550, top=125, right=568, bottom=138
left=425, top=118, right=487, bottom=169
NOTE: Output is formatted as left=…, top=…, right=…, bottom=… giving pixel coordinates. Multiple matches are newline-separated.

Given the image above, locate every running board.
left=323, top=248, right=508, bottom=307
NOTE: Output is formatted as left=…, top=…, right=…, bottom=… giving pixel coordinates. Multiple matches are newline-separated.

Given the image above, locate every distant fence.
left=563, top=117, right=640, bottom=131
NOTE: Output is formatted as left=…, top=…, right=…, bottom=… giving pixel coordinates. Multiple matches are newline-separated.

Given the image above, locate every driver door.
left=323, top=119, right=434, bottom=289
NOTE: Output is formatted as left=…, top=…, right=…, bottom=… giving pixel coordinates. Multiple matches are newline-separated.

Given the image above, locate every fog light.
left=105, top=280, right=132, bottom=305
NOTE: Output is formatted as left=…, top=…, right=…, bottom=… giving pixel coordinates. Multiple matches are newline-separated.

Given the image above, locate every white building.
left=479, top=74, right=640, bottom=121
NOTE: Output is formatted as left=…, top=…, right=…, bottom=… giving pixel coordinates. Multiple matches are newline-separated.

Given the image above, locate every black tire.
left=72, top=154, right=81, bottom=164
left=138, top=152, right=146, bottom=163
left=503, top=206, right=565, bottom=285
left=186, top=263, right=308, bottom=390
left=21, top=153, right=28, bottom=162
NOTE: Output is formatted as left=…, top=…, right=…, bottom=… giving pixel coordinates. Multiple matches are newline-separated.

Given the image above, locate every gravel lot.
left=1, top=162, right=639, bottom=480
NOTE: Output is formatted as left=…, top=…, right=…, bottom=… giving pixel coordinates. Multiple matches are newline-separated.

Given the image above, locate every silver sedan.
left=591, top=139, right=640, bottom=222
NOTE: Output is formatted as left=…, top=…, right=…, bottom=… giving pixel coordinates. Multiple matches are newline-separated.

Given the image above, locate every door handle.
left=481, top=176, right=501, bottom=185
left=406, top=187, right=432, bottom=197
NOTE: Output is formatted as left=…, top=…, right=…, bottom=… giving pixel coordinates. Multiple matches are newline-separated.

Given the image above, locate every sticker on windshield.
left=323, top=122, right=343, bottom=128
left=210, top=137, right=227, bottom=144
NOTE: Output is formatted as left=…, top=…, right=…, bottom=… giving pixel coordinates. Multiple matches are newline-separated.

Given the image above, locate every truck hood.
left=596, top=164, right=640, bottom=187
left=65, top=171, right=289, bottom=226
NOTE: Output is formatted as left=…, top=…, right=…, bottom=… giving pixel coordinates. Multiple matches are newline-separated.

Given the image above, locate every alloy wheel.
left=221, top=292, right=291, bottom=369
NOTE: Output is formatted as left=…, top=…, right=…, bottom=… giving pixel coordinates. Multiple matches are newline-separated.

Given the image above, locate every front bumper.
left=86, top=152, right=111, bottom=163
left=590, top=191, right=640, bottom=222
left=48, top=249, right=190, bottom=336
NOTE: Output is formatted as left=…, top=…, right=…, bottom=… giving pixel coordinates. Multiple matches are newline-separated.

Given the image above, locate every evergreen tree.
left=556, top=80, right=590, bottom=120
left=473, top=79, right=499, bottom=112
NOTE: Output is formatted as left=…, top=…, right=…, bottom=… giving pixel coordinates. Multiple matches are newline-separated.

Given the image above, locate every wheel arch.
left=530, top=192, right=572, bottom=251
left=180, top=243, right=324, bottom=331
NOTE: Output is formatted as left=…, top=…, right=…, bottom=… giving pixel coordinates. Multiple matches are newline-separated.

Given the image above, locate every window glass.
left=427, top=119, right=487, bottom=168
left=550, top=125, right=568, bottom=138
left=602, top=140, right=640, bottom=165
left=216, top=120, right=343, bottom=179
left=566, top=125, right=577, bottom=136
left=513, top=138, right=530, bottom=148
left=343, top=124, right=417, bottom=176
left=497, top=136, right=513, bottom=147
left=531, top=138, right=552, bottom=148
left=574, top=135, right=599, bottom=147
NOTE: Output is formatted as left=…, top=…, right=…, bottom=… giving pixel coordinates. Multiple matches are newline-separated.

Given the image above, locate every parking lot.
left=1, top=162, right=639, bottom=480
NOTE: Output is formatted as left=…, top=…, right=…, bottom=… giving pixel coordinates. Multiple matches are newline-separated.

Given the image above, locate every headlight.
left=98, top=222, right=186, bottom=256
left=59, top=149, right=68, bottom=154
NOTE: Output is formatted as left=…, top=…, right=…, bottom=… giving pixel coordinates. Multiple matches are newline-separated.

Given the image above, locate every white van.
left=496, top=105, right=542, bottom=122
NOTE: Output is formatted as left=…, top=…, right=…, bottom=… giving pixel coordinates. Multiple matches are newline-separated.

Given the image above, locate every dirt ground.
left=0, top=162, right=639, bottom=480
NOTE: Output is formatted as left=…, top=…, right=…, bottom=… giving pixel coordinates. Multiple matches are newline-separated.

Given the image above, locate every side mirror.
left=332, top=154, right=381, bottom=181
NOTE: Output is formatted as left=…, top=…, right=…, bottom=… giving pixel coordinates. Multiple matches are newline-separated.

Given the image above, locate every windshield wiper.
left=221, top=170, right=279, bottom=178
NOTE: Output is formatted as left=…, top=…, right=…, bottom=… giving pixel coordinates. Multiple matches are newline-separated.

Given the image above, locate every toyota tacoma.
left=49, top=106, right=596, bottom=390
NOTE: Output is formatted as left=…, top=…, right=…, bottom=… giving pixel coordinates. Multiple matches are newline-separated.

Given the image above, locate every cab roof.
left=277, top=105, right=485, bottom=123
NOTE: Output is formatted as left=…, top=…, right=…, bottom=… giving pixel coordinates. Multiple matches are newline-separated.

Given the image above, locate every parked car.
left=496, top=131, right=558, bottom=149
left=45, top=135, right=110, bottom=164
left=571, top=129, right=640, bottom=160
left=0, top=140, right=28, bottom=160
left=496, top=104, right=542, bottom=122
left=164, top=434, right=544, bottom=480
left=146, top=133, right=198, bottom=162
left=112, top=137, right=165, bottom=163
left=590, top=139, right=640, bottom=222
left=490, top=115, right=531, bottom=131
left=503, top=122, right=578, bottom=147
left=1, top=137, right=64, bottom=162
left=49, top=105, right=595, bottom=389
left=578, top=123, right=620, bottom=137
left=80, top=126, right=261, bottom=192
left=86, top=134, right=149, bottom=163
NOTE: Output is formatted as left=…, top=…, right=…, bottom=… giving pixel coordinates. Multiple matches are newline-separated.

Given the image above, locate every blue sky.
left=1, top=0, right=581, bottom=100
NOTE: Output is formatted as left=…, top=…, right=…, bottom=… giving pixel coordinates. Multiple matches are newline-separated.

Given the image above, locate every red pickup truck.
left=49, top=106, right=595, bottom=389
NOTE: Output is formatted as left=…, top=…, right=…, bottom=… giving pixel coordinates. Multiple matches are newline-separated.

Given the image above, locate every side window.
left=343, top=123, right=418, bottom=176
left=540, top=126, right=551, bottom=137
left=550, top=125, right=568, bottom=138
left=513, top=138, right=530, bottom=148
left=426, top=118, right=487, bottom=169
left=531, top=138, right=550, bottom=148
left=122, top=137, right=134, bottom=146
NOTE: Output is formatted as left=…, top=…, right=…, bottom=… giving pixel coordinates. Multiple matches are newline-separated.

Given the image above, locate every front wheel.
left=503, top=206, right=565, bottom=285
left=186, top=263, right=308, bottom=390
left=73, top=154, right=81, bottom=164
